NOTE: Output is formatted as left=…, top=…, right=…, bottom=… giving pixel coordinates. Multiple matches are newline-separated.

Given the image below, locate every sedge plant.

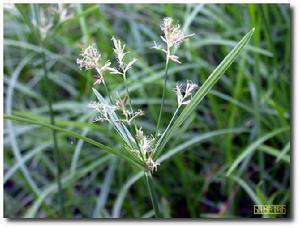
left=74, top=17, right=255, bottom=218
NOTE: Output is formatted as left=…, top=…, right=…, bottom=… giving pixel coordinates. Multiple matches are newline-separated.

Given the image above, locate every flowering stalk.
left=154, top=81, right=198, bottom=155
left=155, top=56, right=170, bottom=140
left=153, top=17, right=194, bottom=141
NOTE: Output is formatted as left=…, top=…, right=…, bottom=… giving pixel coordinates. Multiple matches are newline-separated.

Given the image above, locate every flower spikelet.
left=77, top=44, right=111, bottom=85
left=110, top=37, right=137, bottom=76
left=175, top=80, right=198, bottom=107
left=152, top=17, right=194, bottom=64
left=134, top=128, right=159, bottom=172
left=88, top=101, right=116, bottom=122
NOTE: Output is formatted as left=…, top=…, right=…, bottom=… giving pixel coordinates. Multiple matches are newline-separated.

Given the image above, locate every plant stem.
left=122, top=74, right=146, bottom=163
left=123, top=74, right=133, bottom=112
left=102, top=80, right=114, bottom=104
left=155, top=53, right=170, bottom=140
left=145, top=171, right=161, bottom=218
left=41, top=48, right=64, bottom=217
left=154, top=106, right=180, bottom=159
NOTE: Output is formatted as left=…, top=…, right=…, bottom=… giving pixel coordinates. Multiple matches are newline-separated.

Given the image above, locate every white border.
left=0, top=0, right=299, bottom=227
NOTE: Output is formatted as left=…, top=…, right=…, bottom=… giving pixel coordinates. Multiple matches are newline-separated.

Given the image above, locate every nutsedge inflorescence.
left=77, top=17, right=197, bottom=173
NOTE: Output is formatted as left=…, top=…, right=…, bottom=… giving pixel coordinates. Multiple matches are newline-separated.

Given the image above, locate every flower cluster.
left=76, top=44, right=111, bottom=85
left=31, top=4, right=74, bottom=41
left=55, top=4, right=74, bottom=23
left=161, top=17, right=194, bottom=48
left=77, top=37, right=137, bottom=85
left=110, top=37, right=137, bottom=76
left=134, top=128, right=159, bottom=172
left=175, top=80, right=198, bottom=107
left=88, top=101, right=116, bottom=122
left=152, top=17, right=194, bottom=64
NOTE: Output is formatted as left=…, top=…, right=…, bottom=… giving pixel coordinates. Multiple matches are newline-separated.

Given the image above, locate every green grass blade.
left=4, top=142, right=51, bottom=184
left=258, top=144, right=290, bottom=164
left=226, top=126, right=289, bottom=176
left=5, top=54, right=41, bottom=196
left=226, top=175, right=262, bottom=205
left=112, top=172, right=144, bottom=218
left=154, top=28, right=256, bottom=159
left=157, top=128, right=246, bottom=163
left=276, top=141, right=290, bottom=163
left=4, top=115, right=143, bottom=169
left=145, top=172, right=161, bottom=218
left=25, top=155, right=112, bottom=218
left=93, top=157, right=117, bottom=218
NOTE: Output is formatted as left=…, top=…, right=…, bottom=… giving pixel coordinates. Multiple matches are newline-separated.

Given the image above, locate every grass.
left=3, top=3, right=290, bottom=218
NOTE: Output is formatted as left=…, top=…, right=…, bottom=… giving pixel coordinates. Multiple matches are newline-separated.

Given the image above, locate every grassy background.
left=3, top=3, right=290, bottom=218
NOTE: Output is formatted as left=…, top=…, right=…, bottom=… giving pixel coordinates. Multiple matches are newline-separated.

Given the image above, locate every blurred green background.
left=3, top=4, right=290, bottom=218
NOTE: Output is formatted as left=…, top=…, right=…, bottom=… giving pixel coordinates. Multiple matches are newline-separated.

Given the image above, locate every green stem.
left=102, top=80, right=113, bottom=104
left=123, top=74, right=146, bottom=163
left=41, top=48, right=64, bottom=217
left=154, top=106, right=180, bottom=159
left=155, top=54, right=170, bottom=140
left=123, top=74, right=133, bottom=112
left=145, top=172, right=161, bottom=218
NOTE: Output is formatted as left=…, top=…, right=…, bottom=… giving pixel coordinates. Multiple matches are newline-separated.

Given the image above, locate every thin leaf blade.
left=4, top=115, right=143, bottom=169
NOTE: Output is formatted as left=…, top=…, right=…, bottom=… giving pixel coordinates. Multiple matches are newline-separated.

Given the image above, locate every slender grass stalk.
left=144, top=171, right=161, bottom=218
left=155, top=54, right=170, bottom=139
left=102, top=80, right=113, bottom=104
left=123, top=74, right=133, bottom=112
left=155, top=106, right=180, bottom=149
left=41, top=47, right=64, bottom=217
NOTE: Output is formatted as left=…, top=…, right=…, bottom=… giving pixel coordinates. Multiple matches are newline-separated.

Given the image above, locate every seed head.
left=112, top=36, right=126, bottom=69
left=110, top=37, right=137, bottom=76
left=160, top=17, right=194, bottom=48
left=152, top=17, right=194, bottom=64
left=77, top=44, right=100, bottom=70
left=89, top=101, right=116, bottom=122
left=31, top=7, right=54, bottom=41
left=175, top=80, right=198, bottom=107
left=133, top=128, right=159, bottom=172
left=136, top=128, right=153, bottom=155
left=77, top=44, right=111, bottom=85
left=56, top=4, right=74, bottom=23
